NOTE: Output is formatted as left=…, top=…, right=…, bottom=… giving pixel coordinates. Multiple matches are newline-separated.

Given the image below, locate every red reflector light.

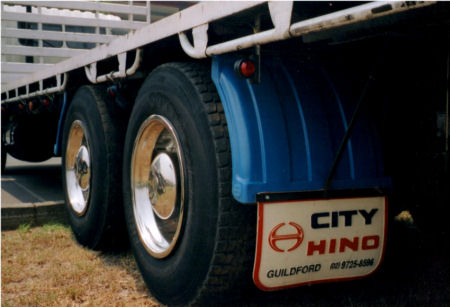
left=240, top=60, right=256, bottom=78
left=18, top=104, right=25, bottom=110
left=43, top=99, right=50, bottom=106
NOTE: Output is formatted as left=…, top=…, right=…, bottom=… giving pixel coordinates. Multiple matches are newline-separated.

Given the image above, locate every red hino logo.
left=268, top=222, right=304, bottom=252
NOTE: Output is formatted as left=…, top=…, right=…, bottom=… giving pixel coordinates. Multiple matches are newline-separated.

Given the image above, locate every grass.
left=1, top=223, right=161, bottom=306
left=2, top=221, right=449, bottom=306
left=17, top=223, right=31, bottom=234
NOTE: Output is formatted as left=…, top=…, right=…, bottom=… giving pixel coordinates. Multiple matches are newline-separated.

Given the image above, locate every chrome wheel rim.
left=65, top=120, right=91, bottom=216
left=131, top=115, right=184, bottom=258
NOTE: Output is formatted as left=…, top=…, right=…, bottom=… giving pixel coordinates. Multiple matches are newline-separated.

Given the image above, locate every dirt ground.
left=2, top=219, right=449, bottom=306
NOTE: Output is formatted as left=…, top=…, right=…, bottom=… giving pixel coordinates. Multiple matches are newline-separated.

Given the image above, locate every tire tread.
left=88, top=86, right=127, bottom=249
left=158, top=62, right=255, bottom=305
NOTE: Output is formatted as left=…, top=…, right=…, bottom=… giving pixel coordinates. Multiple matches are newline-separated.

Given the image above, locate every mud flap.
left=253, top=192, right=387, bottom=291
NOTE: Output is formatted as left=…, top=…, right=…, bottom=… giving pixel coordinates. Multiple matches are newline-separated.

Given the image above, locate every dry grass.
left=2, top=221, right=449, bottom=306
left=1, top=223, right=161, bottom=307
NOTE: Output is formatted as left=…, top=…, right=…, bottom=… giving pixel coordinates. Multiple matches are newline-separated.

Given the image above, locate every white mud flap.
left=253, top=193, right=387, bottom=291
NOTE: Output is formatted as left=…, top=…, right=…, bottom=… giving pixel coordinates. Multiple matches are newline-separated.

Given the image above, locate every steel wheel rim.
left=65, top=120, right=91, bottom=216
left=131, top=115, right=185, bottom=258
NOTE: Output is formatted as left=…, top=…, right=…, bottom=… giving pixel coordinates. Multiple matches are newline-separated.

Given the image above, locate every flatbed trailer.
left=1, top=1, right=449, bottom=305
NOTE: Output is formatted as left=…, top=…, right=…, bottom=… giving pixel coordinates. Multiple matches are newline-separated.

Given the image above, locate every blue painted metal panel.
left=53, top=91, right=68, bottom=156
left=211, top=55, right=391, bottom=204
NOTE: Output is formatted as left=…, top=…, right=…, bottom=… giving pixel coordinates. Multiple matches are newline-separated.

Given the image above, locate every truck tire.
left=122, top=63, right=255, bottom=305
left=1, top=142, right=6, bottom=173
left=62, top=85, right=127, bottom=250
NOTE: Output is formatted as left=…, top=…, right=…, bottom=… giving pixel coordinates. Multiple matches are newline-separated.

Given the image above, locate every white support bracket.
left=85, top=62, right=98, bottom=84
left=179, top=24, right=209, bottom=59
left=178, top=2, right=293, bottom=58
left=206, top=1, right=293, bottom=56
left=268, top=1, right=293, bottom=38
left=84, top=48, right=142, bottom=84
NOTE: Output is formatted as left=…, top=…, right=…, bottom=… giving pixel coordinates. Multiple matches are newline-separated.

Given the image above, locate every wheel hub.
left=149, top=153, right=177, bottom=220
left=65, top=120, right=91, bottom=216
left=131, top=115, right=184, bottom=258
left=75, top=145, right=90, bottom=191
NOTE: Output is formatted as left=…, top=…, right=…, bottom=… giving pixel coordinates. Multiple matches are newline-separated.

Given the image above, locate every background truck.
left=1, top=1, right=449, bottom=305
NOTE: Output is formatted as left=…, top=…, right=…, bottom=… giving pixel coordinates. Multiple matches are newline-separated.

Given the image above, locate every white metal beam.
left=2, top=28, right=116, bottom=44
left=2, top=11, right=146, bottom=30
left=290, top=1, right=435, bottom=37
left=3, top=45, right=86, bottom=58
left=3, top=1, right=149, bottom=15
left=1, top=62, right=53, bottom=73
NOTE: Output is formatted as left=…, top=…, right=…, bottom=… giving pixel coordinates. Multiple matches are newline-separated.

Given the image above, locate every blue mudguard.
left=211, top=55, right=391, bottom=204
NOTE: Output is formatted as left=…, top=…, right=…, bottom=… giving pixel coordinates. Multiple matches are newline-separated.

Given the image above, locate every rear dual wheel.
left=62, top=85, right=127, bottom=250
left=123, top=63, right=255, bottom=305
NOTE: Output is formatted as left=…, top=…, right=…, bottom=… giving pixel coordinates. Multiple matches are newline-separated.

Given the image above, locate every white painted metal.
left=2, top=73, right=30, bottom=83
left=2, top=28, right=115, bottom=44
left=179, top=2, right=294, bottom=58
left=85, top=48, right=142, bottom=84
left=268, top=1, right=293, bottom=36
left=4, top=1, right=149, bottom=16
left=179, top=24, right=209, bottom=59
left=84, top=63, right=97, bottom=85
left=1, top=63, right=52, bottom=73
left=289, top=1, right=434, bottom=37
left=3, top=46, right=85, bottom=58
left=1, top=1, right=150, bottom=100
left=1, top=1, right=437, bottom=103
left=125, top=49, right=143, bottom=76
left=4, top=73, right=67, bottom=103
left=206, top=1, right=433, bottom=56
left=1, top=11, right=145, bottom=30
left=2, top=1, right=263, bottom=96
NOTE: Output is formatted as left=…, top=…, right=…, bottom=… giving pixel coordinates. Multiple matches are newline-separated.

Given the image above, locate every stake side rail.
left=1, top=1, right=436, bottom=103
